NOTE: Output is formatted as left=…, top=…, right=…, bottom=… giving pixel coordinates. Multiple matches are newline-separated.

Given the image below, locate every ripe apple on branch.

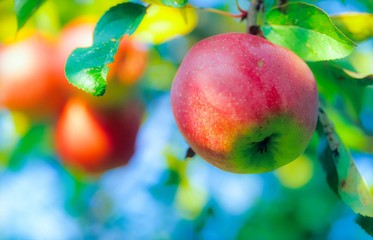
left=7, top=0, right=373, bottom=234
left=171, top=32, right=319, bottom=173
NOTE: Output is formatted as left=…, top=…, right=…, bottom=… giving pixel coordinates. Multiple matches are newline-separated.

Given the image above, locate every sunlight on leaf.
left=161, top=0, right=188, bottom=8
left=331, top=13, right=373, bottom=43
left=14, top=0, right=46, bottom=30
left=323, top=108, right=367, bottom=151
left=65, top=2, right=146, bottom=96
left=318, top=108, right=373, bottom=217
left=262, top=3, right=355, bottom=61
left=134, top=4, right=197, bottom=44
left=66, top=41, right=114, bottom=96
left=143, top=0, right=188, bottom=8
left=309, top=62, right=371, bottom=121
left=343, top=69, right=373, bottom=85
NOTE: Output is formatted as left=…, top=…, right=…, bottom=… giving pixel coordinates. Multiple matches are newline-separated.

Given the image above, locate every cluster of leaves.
left=261, top=1, right=373, bottom=234
left=13, top=0, right=373, bottom=236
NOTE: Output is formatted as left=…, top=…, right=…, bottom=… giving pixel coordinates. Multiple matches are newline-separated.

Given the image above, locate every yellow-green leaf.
left=14, top=0, right=46, bottom=30
left=331, top=13, right=373, bottom=43
left=143, top=0, right=188, bottom=8
left=134, top=4, right=197, bottom=44
left=318, top=108, right=373, bottom=217
left=309, top=62, right=373, bottom=121
left=262, top=3, right=356, bottom=61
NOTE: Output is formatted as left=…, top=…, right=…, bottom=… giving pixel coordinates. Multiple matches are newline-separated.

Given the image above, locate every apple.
left=171, top=33, right=319, bottom=173
left=55, top=96, right=143, bottom=174
left=0, top=34, right=63, bottom=119
left=107, top=36, right=148, bottom=86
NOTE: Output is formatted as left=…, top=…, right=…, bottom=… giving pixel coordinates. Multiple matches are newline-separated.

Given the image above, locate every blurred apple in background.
left=54, top=17, right=96, bottom=94
left=0, top=34, right=64, bottom=120
left=55, top=96, right=144, bottom=174
left=107, top=36, right=148, bottom=86
left=52, top=16, right=150, bottom=175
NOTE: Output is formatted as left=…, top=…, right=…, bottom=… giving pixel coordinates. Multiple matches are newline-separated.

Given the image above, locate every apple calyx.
left=252, top=135, right=272, bottom=154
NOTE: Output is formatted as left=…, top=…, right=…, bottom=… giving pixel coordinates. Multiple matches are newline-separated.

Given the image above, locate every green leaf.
left=356, top=215, right=373, bottom=237
left=66, top=41, right=117, bottom=97
left=261, top=3, right=355, bottom=61
left=161, top=0, right=188, bottom=8
left=65, top=2, right=146, bottom=96
left=331, top=13, right=373, bottom=43
left=14, top=0, right=46, bottom=30
left=143, top=0, right=188, bottom=8
left=309, top=62, right=372, bottom=121
left=8, top=124, right=49, bottom=170
left=318, top=108, right=373, bottom=217
left=342, top=69, right=373, bottom=86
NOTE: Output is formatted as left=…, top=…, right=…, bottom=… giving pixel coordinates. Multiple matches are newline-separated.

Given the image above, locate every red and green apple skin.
left=171, top=33, right=318, bottom=173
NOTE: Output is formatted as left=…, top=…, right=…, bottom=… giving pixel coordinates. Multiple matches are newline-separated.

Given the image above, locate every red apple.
left=171, top=33, right=318, bottom=173
left=107, top=36, right=148, bottom=85
left=55, top=96, right=143, bottom=174
left=0, top=34, right=63, bottom=118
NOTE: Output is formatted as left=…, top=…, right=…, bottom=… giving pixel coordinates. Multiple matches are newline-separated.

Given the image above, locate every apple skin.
left=107, top=36, right=148, bottom=85
left=55, top=97, right=143, bottom=174
left=171, top=33, right=318, bottom=173
left=0, top=34, right=64, bottom=119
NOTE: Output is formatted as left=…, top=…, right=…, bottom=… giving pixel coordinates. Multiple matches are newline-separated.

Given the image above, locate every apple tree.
left=1, top=0, right=373, bottom=238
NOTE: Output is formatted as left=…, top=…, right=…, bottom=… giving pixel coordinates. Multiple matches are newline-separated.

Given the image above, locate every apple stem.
left=185, top=147, right=196, bottom=159
left=247, top=0, right=264, bottom=36
left=318, top=107, right=340, bottom=157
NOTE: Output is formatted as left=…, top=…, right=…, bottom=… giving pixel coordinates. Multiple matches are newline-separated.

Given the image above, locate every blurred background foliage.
left=0, top=0, right=373, bottom=239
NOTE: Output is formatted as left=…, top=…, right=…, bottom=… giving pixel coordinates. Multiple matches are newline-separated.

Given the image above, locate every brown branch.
left=318, top=107, right=340, bottom=158
left=278, top=0, right=287, bottom=7
left=247, top=0, right=264, bottom=36
left=235, top=0, right=246, bottom=14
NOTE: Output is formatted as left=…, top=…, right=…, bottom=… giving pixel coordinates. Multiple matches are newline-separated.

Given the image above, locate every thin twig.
left=235, top=0, right=246, bottom=14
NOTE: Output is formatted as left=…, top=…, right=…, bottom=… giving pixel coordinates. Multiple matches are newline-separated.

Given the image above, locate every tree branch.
left=278, top=0, right=287, bottom=7
left=318, top=107, right=340, bottom=158
left=247, top=0, right=264, bottom=36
